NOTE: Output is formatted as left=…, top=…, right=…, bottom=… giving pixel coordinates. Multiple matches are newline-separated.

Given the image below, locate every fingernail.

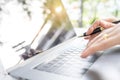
left=80, top=54, right=86, bottom=58
left=80, top=51, right=87, bottom=58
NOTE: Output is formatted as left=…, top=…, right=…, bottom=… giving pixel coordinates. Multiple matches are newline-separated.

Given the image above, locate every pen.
left=79, top=20, right=120, bottom=37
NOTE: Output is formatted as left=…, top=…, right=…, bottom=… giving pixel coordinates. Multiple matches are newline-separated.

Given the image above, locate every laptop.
left=7, top=0, right=120, bottom=80
left=7, top=36, right=120, bottom=80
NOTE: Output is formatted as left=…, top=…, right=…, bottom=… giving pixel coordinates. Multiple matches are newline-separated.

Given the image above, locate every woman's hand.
left=81, top=18, right=120, bottom=58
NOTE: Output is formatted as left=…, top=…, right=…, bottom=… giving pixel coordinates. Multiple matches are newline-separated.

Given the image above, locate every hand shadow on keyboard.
left=84, top=70, right=102, bottom=80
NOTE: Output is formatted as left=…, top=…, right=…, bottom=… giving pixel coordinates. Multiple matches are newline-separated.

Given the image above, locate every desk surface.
left=0, top=60, right=16, bottom=80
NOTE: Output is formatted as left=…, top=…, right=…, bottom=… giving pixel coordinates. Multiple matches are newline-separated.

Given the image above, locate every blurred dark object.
left=12, top=41, right=25, bottom=48
left=20, top=49, right=42, bottom=60
left=0, top=41, right=3, bottom=46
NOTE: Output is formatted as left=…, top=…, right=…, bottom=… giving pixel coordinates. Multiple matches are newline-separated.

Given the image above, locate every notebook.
left=7, top=38, right=120, bottom=80
left=8, top=37, right=104, bottom=80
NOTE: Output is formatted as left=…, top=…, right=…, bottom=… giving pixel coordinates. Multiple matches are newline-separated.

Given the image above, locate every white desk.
left=0, top=60, right=16, bottom=80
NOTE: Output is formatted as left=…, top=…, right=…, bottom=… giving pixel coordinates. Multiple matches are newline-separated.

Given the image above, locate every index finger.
left=86, top=20, right=115, bottom=35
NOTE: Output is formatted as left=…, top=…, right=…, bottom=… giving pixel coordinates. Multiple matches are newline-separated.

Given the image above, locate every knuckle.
left=94, top=20, right=100, bottom=24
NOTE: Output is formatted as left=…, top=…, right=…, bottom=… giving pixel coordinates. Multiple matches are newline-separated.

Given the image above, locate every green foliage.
left=82, top=0, right=120, bottom=27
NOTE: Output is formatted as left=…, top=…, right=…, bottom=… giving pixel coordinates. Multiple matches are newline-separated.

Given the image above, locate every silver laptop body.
left=8, top=36, right=120, bottom=80
left=8, top=37, right=103, bottom=80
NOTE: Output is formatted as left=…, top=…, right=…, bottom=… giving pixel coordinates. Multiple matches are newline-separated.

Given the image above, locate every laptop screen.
left=32, top=0, right=76, bottom=51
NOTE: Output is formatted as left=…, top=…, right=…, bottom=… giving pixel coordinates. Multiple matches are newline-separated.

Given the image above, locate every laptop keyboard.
left=34, top=44, right=101, bottom=78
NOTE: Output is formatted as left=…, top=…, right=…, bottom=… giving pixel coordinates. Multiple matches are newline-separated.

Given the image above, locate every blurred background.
left=0, top=0, right=120, bottom=69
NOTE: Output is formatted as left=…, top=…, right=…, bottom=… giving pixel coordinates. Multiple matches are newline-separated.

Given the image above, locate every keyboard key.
left=34, top=45, right=102, bottom=78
